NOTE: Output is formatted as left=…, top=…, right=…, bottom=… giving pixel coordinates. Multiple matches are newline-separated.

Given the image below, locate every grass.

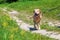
left=0, top=8, right=56, bottom=40
left=41, top=23, right=60, bottom=33
left=1, top=0, right=59, bottom=23
left=0, top=0, right=60, bottom=32
left=0, top=0, right=60, bottom=40
left=4, top=0, right=60, bottom=20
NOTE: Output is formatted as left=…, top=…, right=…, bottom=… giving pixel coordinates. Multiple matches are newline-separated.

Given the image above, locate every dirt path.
left=2, top=8, right=60, bottom=40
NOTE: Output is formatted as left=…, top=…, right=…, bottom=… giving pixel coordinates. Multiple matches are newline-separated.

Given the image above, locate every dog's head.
left=33, top=9, right=42, bottom=18
left=34, top=9, right=41, bottom=14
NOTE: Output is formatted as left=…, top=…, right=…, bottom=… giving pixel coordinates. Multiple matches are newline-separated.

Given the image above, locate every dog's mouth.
left=35, top=13, right=39, bottom=16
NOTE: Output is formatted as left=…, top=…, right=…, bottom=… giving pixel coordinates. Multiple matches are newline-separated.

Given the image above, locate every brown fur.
left=33, top=9, right=42, bottom=30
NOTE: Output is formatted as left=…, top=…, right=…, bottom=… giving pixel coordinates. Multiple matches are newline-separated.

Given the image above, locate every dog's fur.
left=33, top=9, right=42, bottom=30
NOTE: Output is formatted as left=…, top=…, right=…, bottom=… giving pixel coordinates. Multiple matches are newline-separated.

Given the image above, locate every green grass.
left=6, top=0, right=60, bottom=31
left=0, top=8, right=56, bottom=40
left=41, top=23, right=60, bottom=33
left=4, top=0, right=60, bottom=20
left=0, top=0, right=60, bottom=40
left=1, top=0, right=59, bottom=23
left=0, top=0, right=60, bottom=20
left=0, top=0, right=60, bottom=32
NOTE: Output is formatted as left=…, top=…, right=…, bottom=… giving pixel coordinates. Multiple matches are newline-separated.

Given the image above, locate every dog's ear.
left=39, top=10, right=42, bottom=15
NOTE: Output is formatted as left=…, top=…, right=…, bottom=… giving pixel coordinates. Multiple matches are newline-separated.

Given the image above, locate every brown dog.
left=33, top=9, right=42, bottom=30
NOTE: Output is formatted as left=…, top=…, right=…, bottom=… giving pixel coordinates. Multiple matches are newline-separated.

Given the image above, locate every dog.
left=33, top=9, right=42, bottom=30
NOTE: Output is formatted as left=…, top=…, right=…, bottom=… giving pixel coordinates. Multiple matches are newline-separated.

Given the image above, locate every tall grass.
left=4, top=0, right=60, bottom=20
left=0, top=0, right=60, bottom=20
